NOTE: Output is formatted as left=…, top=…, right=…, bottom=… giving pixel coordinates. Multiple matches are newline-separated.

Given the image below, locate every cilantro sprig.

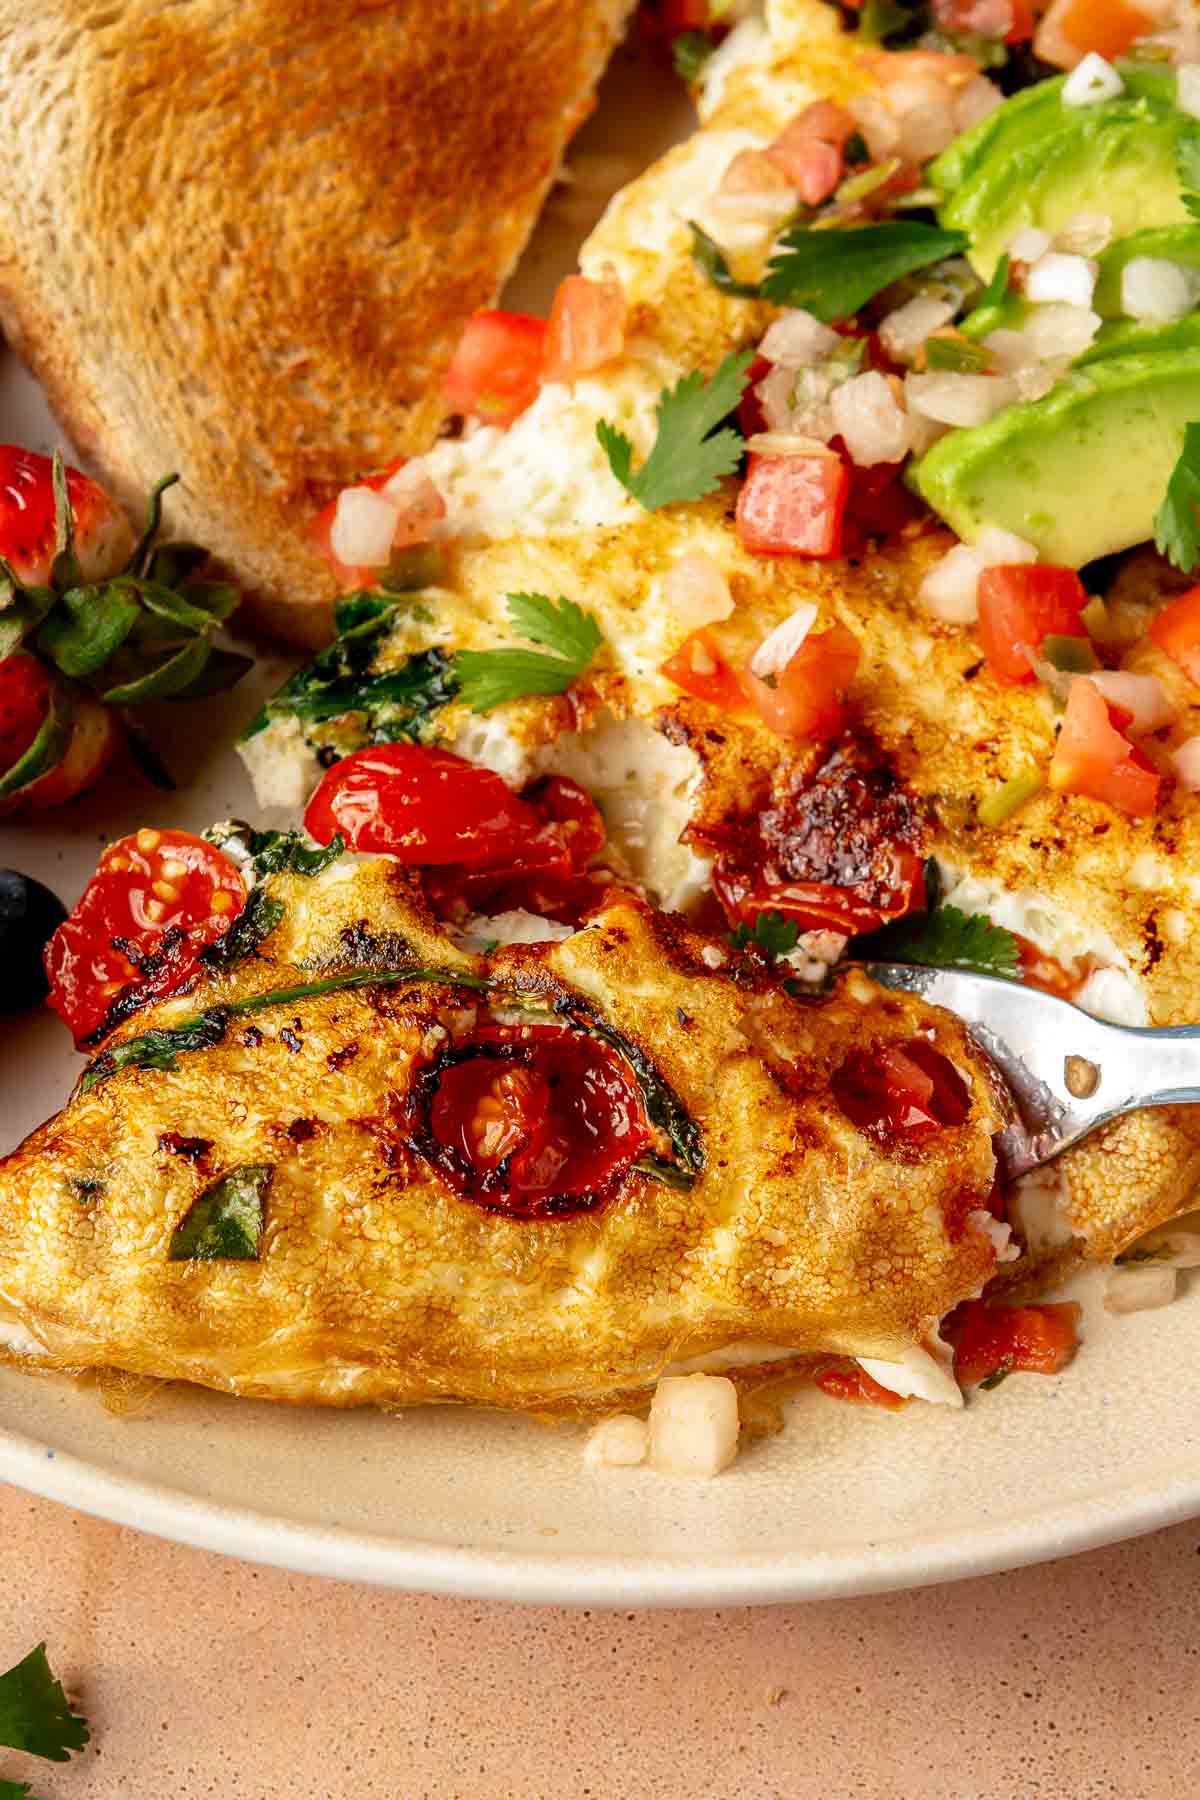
left=597, top=349, right=753, bottom=511
left=0, top=1644, right=89, bottom=1771
left=456, top=592, right=604, bottom=712
left=761, top=221, right=969, bottom=319
left=862, top=902, right=1020, bottom=979
left=729, top=912, right=801, bottom=962
left=1154, top=421, right=1200, bottom=574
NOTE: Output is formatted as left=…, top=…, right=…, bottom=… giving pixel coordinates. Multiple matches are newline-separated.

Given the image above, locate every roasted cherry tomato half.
left=305, top=744, right=543, bottom=866
left=44, top=828, right=246, bottom=1046
left=411, top=1023, right=652, bottom=1218
left=832, top=1038, right=970, bottom=1148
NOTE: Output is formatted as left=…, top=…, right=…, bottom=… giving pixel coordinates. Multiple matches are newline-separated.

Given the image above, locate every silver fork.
left=865, top=963, right=1200, bottom=1180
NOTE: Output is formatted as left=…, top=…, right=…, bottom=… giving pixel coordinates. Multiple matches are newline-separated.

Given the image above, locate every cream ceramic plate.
left=3, top=37, right=1200, bottom=1606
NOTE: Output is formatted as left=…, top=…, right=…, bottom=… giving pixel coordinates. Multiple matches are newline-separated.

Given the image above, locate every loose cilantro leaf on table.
left=456, top=592, right=604, bottom=712
left=729, top=912, right=801, bottom=962
left=597, top=349, right=753, bottom=511
left=862, top=903, right=1021, bottom=979
left=1154, top=422, right=1200, bottom=573
left=0, top=1643, right=89, bottom=1762
left=761, top=221, right=968, bottom=320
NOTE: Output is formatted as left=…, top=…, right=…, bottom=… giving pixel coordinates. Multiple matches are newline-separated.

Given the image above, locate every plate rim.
left=4, top=1416, right=1197, bottom=1605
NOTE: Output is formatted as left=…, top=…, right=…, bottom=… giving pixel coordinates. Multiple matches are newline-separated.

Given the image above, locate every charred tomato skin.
left=402, top=1023, right=652, bottom=1219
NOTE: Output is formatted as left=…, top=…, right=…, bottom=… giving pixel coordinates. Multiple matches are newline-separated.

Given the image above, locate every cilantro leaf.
left=0, top=1781, right=39, bottom=1798
left=455, top=592, right=604, bottom=713
left=597, top=349, right=753, bottom=511
left=863, top=904, right=1021, bottom=979
left=729, top=911, right=801, bottom=962
left=0, top=1644, right=89, bottom=1762
left=672, top=29, right=714, bottom=81
left=168, top=1164, right=272, bottom=1262
left=761, top=221, right=969, bottom=320
left=1154, top=422, right=1200, bottom=574
left=1178, top=136, right=1200, bottom=219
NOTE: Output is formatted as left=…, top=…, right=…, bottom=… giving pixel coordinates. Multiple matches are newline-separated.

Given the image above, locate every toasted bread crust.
left=0, top=0, right=631, bottom=645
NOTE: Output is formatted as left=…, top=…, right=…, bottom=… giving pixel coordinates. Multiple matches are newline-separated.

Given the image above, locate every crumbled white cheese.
left=648, top=1373, right=740, bottom=1476
left=456, top=911, right=575, bottom=952
left=858, top=1337, right=963, bottom=1409
left=1073, top=967, right=1150, bottom=1029
left=584, top=1414, right=649, bottom=1468
left=1010, top=1165, right=1076, bottom=1253
left=969, top=1209, right=1020, bottom=1264
left=240, top=716, right=324, bottom=816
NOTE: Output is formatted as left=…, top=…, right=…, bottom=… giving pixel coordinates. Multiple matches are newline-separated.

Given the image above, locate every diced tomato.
left=1035, top=0, right=1156, bottom=68
left=738, top=622, right=861, bottom=741
left=951, top=1300, right=1081, bottom=1384
left=44, top=829, right=247, bottom=1047
left=833, top=1037, right=971, bottom=1148
left=443, top=310, right=547, bottom=428
left=932, top=0, right=1017, bottom=37
left=815, top=1366, right=907, bottom=1410
left=766, top=102, right=854, bottom=206
left=305, top=744, right=543, bottom=864
left=660, top=628, right=746, bottom=711
left=311, top=455, right=407, bottom=588
left=639, top=0, right=715, bottom=39
left=1016, top=933, right=1079, bottom=999
left=0, top=652, right=52, bottom=774
left=736, top=454, right=850, bottom=559
left=542, top=277, right=626, bottom=385
left=1006, top=0, right=1036, bottom=40
left=976, top=565, right=1088, bottom=686
left=1149, top=585, right=1200, bottom=688
left=1048, top=678, right=1161, bottom=817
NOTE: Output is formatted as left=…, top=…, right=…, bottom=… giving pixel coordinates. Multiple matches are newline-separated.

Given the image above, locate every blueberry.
left=0, top=869, right=67, bottom=1011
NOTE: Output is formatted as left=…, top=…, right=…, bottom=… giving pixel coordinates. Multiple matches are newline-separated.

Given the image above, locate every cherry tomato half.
left=412, top=1023, right=652, bottom=1218
left=44, top=828, right=246, bottom=1046
left=833, top=1038, right=970, bottom=1149
left=305, top=744, right=543, bottom=865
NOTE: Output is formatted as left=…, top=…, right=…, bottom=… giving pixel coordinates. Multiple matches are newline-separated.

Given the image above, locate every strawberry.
left=0, top=444, right=132, bottom=587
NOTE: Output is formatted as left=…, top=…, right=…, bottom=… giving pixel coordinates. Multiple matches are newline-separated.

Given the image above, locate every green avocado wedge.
left=909, top=348, right=1200, bottom=567
left=1092, top=225, right=1200, bottom=317
left=939, top=98, right=1199, bottom=278
left=1079, top=312, right=1200, bottom=364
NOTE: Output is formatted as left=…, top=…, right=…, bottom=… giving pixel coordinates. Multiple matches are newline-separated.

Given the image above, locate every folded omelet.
left=0, top=859, right=1016, bottom=1407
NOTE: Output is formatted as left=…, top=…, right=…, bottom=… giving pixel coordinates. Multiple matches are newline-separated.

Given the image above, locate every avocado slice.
left=1093, top=224, right=1200, bottom=316
left=910, top=348, right=1200, bottom=566
left=1080, top=312, right=1200, bottom=363
left=937, top=93, right=1199, bottom=278
left=930, top=63, right=1176, bottom=198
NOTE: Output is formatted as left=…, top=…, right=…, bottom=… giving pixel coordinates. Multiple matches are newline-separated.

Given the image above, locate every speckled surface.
left=0, top=1485, right=1192, bottom=1798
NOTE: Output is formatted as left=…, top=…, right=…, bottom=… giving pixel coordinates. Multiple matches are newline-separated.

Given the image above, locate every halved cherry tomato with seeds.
left=44, top=829, right=247, bottom=1046
left=413, top=1023, right=651, bottom=1217
left=950, top=1300, right=1081, bottom=1384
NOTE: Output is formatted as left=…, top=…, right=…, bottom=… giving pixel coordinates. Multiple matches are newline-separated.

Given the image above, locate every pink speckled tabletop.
left=0, top=1486, right=1190, bottom=1798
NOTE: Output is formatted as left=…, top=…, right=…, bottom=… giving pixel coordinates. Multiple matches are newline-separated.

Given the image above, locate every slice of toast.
left=0, top=0, right=633, bottom=645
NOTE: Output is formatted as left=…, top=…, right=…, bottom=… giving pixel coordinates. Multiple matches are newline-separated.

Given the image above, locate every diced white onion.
left=976, top=524, right=1039, bottom=564
left=647, top=1374, right=740, bottom=1477
left=329, top=485, right=399, bottom=567
left=758, top=308, right=841, bottom=369
left=1179, top=63, right=1200, bottom=120
left=1087, top=671, right=1176, bottom=734
left=664, top=551, right=734, bottom=630
left=954, top=75, right=1004, bottom=134
left=749, top=602, right=818, bottom=677
left=905, top=371, right=1017, bottom=427
left=1024, top=251, right=1098, bottom=308
left=858, top=1342, right=963, bottom=1409
left=1062, top=53, right=1124, bottom=107
left=830, top=370, right=913, bottom=467
left=886, top=78, right=958, bottom=162
left=1008, top=226, right=1054, bottom=265
left=1057, top=212, right=1114, bottom=256
left=1121, top=256, right=1200, bottom=323
left=1104, top=1265, right=1178, bottom=1314
left=743, top=431, right=837, bottom=457
left=1171, top=734, right=1200, bottom=791
left=1015, top=358, right=1069, bottom=402
left=583, top=1414, right=649, bottom=1468
left=712, top=185, right=798, bottom=226
left=879, top=294, right=957, bottom=364
left=1025, top=303, right=1102, bottom=360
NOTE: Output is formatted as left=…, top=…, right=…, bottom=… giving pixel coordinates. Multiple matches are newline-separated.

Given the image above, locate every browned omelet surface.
left=0, top=862, right=1012, bottom=1408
